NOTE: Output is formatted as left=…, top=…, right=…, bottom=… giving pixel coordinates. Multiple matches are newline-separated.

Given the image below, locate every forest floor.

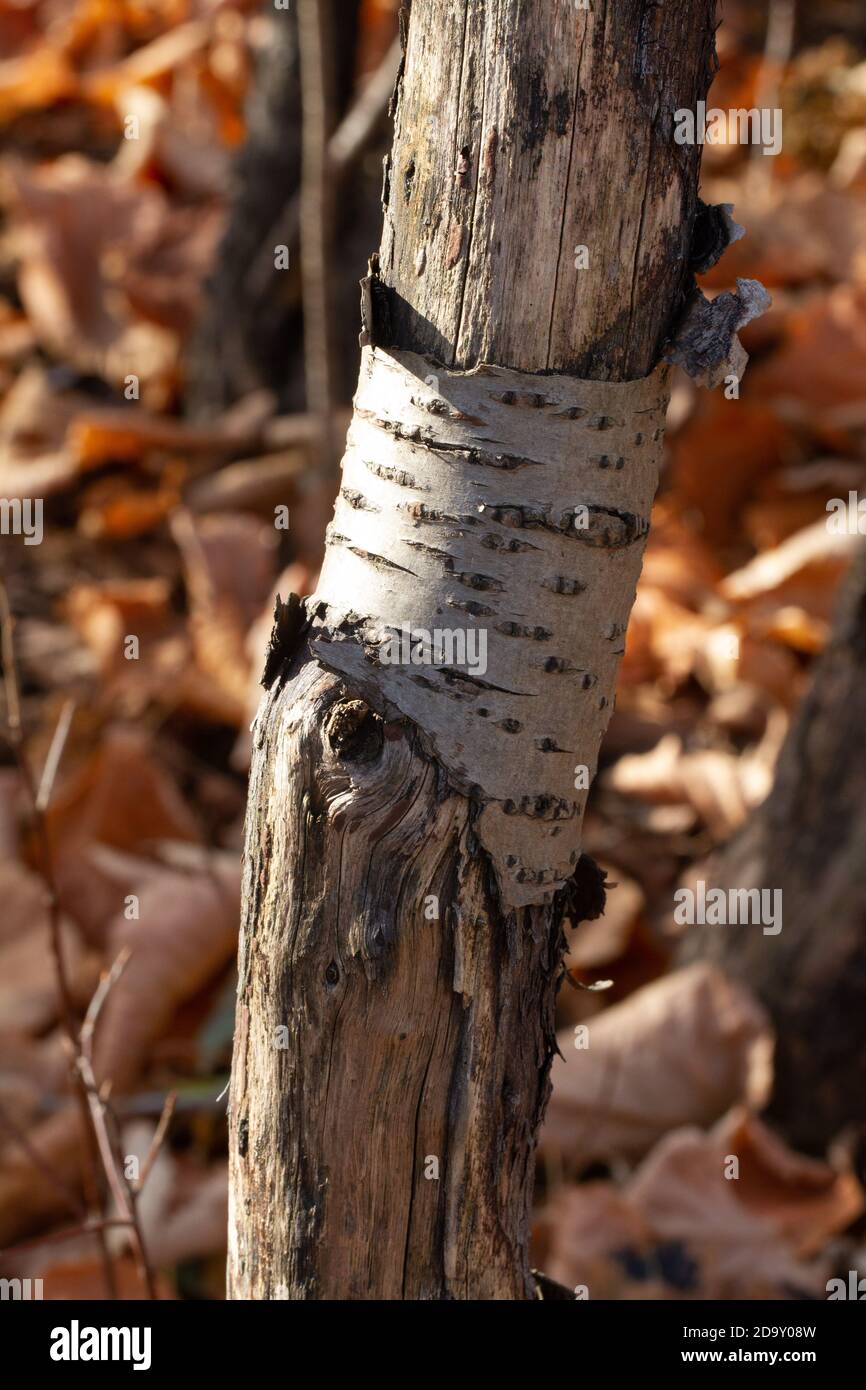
left=0, top=0, right=865, bottom=1298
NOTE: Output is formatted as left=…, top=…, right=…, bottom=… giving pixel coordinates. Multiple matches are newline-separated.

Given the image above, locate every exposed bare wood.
left=380, top=0, right=716, bottom=379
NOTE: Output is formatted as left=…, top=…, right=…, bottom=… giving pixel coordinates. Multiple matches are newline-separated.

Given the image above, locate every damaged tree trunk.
left=229, top=0, right=718, bottom=1300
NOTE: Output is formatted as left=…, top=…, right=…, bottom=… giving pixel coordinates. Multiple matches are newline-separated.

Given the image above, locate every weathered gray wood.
left=230, top=661, right=575, bottom=1299
left=380, top=0, right=717, bottom=378
left=229, top=0, right=718, bottom=1301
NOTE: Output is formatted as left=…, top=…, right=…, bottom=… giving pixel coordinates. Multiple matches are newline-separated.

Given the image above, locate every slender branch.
left=0, top=1217, right=137, bottom=1260
left=136, top=1093, right=177, bottom=1193
left=328, top=35, right=402, bottom=169
left=297, top=0, right=338, bottom=477
left=246, top=34, right=401, bottom=300
left=749, top=0, right=795, bottom=184
left=36, top=699, right=75, bottom=814
left=78, top=950, right=159, bottom=1300
left=0, top=576, right=118, bottom=1299
left=0, top=588, right=23, bottom=742
left=0, top=1099, right=87, bottom=1221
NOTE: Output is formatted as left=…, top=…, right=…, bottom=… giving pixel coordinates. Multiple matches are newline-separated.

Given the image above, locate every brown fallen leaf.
left=0, top=1108, right=86, bottom=1247
left=623, top=1114, right=858, bottom=1295
left=694, top=627, right=804, bottom=707
left=139, top=1157, right=228, bottom=1270
left=537, top=1117, right=841, bottom=1300
left=605, top=718, right=786, bottom=841
left=747, top=285, right=866, bottom=412
left=67, top=389, right=278, bottom=471
left=0, top=851, right=237, bottom=1246
left=0, top=1031, right=66, bottom=1134
left=0, top=44, right=76, bottom=123
left=0, top=364, right=87, bottom=498
left=120, top=202, right=223, bottom=340
left=640, top=502, right=726, bottom=608
left=110, top=82, right=231, bottom=199
left=715, top=1109, right=864, bottom=1259
left=44, top=725, right=202, bottom=938
left=0, top=908, right=97, bottom=1035
left=63, top=576, right=239, bottom=728
left=2, top=156, right=178, bottom=397
left=38, top=1256, right=173, bottom=1300
left=540, top=963, right=773, bottom=1175
left=743, top=496, right=845, bottom=554
left=67, top=591, right=258, bottom=731
left=0, top=856, right=99, bottom=1039
left=65, top=577, right=174, bottom=675
left=185, top=450, right=306, bottom=516
left=701, top=174, right=866, bottom=289
left=721, top=516, right=859, bottom=609
left=534, top=1183, right=654, bottom=1300
left=668, top=394, right=790, bottom=543
left=0, top=860, right=47, bottom=951
left=77, top=471, right=184, bottom=540
left=81, top=18, right=212, bottom=104
left=172, top=510, right=279, bottom=723
left=91, top=850, right=240, bottom=1091
left=621, top=587, right=712, bottom=691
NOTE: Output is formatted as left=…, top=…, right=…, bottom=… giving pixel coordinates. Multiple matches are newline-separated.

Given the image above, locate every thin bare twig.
left=0, top=577, right=119, bottom=1299
left=328, top=35, right=403, bottom=169
left=1, top=1217, right=137, bottom=1261
left=0, top=589, right=78, bottom=1044
left=78, top=950, right=159, bottom=1300
left=0, top=1099, right=87, bottom=1221
left=79, top=948, right=131, bottom=1050
left=298, top=0, right=338, bottom=478
left=136, top=1092, right=177, bottom=1193
left=749, top=0, right=796, bottom=187
left=0, top=589, right=23, bottom=742
left=36, top=698, right=75, bottom=813
left=247, top=35, right=401, bottom=301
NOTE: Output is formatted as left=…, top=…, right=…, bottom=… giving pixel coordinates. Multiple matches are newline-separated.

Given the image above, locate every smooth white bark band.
left=311, top=347, right=670, bottom=908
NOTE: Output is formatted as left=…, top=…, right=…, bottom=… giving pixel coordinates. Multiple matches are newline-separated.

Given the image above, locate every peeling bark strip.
left=312, top=347, right=669, bottom=905
left=664, top=275, right=771, bottom=388
left=229, top=0, right=723, bottom=1301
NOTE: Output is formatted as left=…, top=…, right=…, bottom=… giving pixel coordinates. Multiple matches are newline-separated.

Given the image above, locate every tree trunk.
left=187, top=2, right=362, bottom=417
left=679, top=544, right=866, bottom=1157
left=229, top=0, right=718, bottom=1301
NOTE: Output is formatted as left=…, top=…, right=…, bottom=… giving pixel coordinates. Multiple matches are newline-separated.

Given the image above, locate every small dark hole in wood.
left=326, top=698, right=384, bottom=763
left=404, top=157, right=416, bottom=201
left=325, top=961, right=340, bottom=986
